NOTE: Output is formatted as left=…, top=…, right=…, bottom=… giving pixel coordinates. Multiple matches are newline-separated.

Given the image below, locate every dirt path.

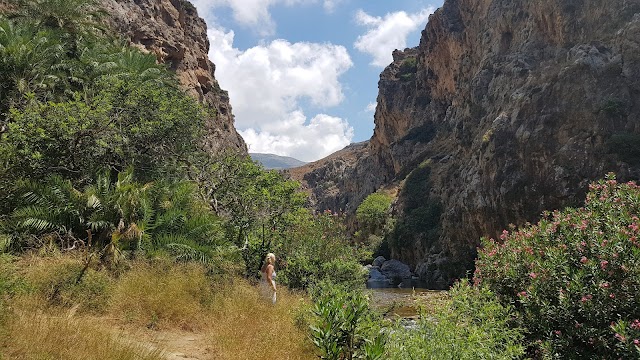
left=138, top=329, right=215, bottom=360
left=110, top=321, right=218, bottom=360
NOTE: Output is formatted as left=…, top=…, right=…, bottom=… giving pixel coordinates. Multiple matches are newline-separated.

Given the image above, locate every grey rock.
left=372, top=256, right=386, bottom=267
left=381, top=259, right=412, bottom=281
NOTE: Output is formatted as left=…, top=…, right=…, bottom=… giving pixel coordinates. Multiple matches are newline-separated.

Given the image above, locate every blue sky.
left=191, top=0, right=443, bottom=162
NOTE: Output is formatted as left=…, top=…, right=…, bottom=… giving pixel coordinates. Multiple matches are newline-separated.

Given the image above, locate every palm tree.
left=16, top=0, right=106, bottom=58
left=13, top=169, right=228, bottom=266
left=0, top=18, right=64, bottom=120
left=12, top=175, right=100, bottom=249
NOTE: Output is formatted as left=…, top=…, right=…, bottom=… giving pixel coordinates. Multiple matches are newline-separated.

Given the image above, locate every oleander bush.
left=475, top=174, right=640, bottom=358
left=309, top=282, right=385, bottom=360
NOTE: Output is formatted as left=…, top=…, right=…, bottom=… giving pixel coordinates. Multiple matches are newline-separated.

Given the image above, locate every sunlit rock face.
left=291, top=0, right=640, bottom=288
left=101, top=0, right=247, bottom=154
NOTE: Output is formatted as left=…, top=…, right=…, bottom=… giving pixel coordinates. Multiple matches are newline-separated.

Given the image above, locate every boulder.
left=372, top=256, right=386, bottom=267
left=366, top=265, right=392, bottom=288
left=380, top=259, right=412, bottom=283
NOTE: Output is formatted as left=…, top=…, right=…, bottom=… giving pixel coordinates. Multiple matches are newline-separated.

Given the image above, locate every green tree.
left=356, top=192, right=392, bottom=245
left=1, top=78, right=204, bottom=185
left=16, top=0, right=106, bottom=58
left=275, top=210, right=368, bottom=289
left=186, top=151, right=307, bottom=274
left=11, top=169, right=227, bottom=266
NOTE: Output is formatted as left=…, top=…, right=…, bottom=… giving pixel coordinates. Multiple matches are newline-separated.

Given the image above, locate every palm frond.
left=165, top=243, right=214, bottom=266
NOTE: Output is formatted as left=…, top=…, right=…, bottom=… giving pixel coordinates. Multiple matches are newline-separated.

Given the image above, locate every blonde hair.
left=265, top=253, right=276, bottom=265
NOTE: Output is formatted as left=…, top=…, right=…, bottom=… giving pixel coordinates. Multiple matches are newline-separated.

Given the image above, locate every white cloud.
left=365, top=102, right=377, bottom=112
left=240, top=112, right=353, bottom=162
left=207, top=27, right=354, bottom=162
left=354, top=8, right=434, bottom=67
left=192, top=0, right=312, bottom=36
left=322, top=0, right=343, bottom=12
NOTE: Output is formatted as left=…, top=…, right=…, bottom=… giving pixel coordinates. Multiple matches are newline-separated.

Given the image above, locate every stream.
left=366, top=287, right=447, bottom=319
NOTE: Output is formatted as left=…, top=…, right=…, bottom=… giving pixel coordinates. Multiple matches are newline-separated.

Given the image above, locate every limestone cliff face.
left=292, top=0, right=640, bottom=288
left=101, top=0, right=247, bottom=154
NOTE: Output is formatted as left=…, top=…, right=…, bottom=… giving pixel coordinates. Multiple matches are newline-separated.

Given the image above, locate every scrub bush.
left=387, top=281, right=524, bottom=360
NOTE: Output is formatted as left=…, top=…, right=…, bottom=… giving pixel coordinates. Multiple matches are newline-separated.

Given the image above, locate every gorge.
left=290, top=0, right=640, bottom=288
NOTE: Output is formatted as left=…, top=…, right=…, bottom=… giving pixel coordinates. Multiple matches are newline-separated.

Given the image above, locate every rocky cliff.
left=101, top=0, right=247, bottom=154
left=292, top=0, right=640, bottom=288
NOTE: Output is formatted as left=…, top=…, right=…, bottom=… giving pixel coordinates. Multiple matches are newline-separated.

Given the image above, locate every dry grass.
left=109, top=261, right=215, bottom=330
left=1, top=311, right=164, bottom=360
left=19, top=253, right=112, bottom=314
left=207, top=279, right=315, bottom=359
left=1, top=255, right=317, bottom=359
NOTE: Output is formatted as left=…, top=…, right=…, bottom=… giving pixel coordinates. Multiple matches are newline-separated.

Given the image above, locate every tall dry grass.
left=1, top=254, right=317, bottom=359
left=207, top=279, right=315, bottom=360
left=109, top=260, right=215, bottom=330
left=1, top=311, right=164, bottom=360
left=19, top=253, right=112, bottom=314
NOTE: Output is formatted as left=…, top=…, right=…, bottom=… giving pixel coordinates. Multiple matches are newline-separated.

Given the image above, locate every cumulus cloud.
left=207, top=27, right=354, bottom=162
left=240, top=112, right=353, bottom=162
left=354, top=7, right=434, bottom=67
left=365, top=102, right=377, bottom=112
left=192, top=0, right=311, bottom=36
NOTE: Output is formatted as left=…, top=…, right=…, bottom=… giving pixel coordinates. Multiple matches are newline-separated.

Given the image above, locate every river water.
left=366, top=287, right=447, bottom=318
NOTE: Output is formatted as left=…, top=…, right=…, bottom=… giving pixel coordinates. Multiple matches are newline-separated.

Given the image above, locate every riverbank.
left=367, top=288, right=448, bottom=319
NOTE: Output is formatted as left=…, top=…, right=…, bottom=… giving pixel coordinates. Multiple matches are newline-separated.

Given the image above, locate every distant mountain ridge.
left=250, top=153, right=307, bottom=169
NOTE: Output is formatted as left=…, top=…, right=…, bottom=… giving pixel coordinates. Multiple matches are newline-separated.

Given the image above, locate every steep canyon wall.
left=101, top=0, right=247, bottom=154
left=292, top=0, right=640, bottom=288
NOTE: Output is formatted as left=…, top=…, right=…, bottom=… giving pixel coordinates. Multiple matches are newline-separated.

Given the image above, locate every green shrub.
left=309, top=282, right=385, bottom=360
left=356, top=192, right=392, bottom=242
left=276, top=211, right=368, bottom=290
left=600, top=99, right=626, bottom=117
left=475, top=174, right=640, bottom=358
left=386, top=281, right=525, bottom=359
left=400, top=57, right=418, bottom=75
left=389, top=164, right=442, bottom=251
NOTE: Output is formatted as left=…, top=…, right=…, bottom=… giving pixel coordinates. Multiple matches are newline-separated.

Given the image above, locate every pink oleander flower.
left=518, top=291, right=527, bottom=297
left=609, top=293, right=616, bottom=299
left=581, top=295, right=593, bottom=303
left=615, top=333, right=626, bottom=342
left=601, top=260, right=609, bottom=269
left=529, top=272, right=537, bottom=279
left=634, top=339, right=639, bottom=346
left=600, top=282, right=610, bottom=289
left=580, top=256, right=588, bottom=264
left=630, top=319, right=640, bottom=330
